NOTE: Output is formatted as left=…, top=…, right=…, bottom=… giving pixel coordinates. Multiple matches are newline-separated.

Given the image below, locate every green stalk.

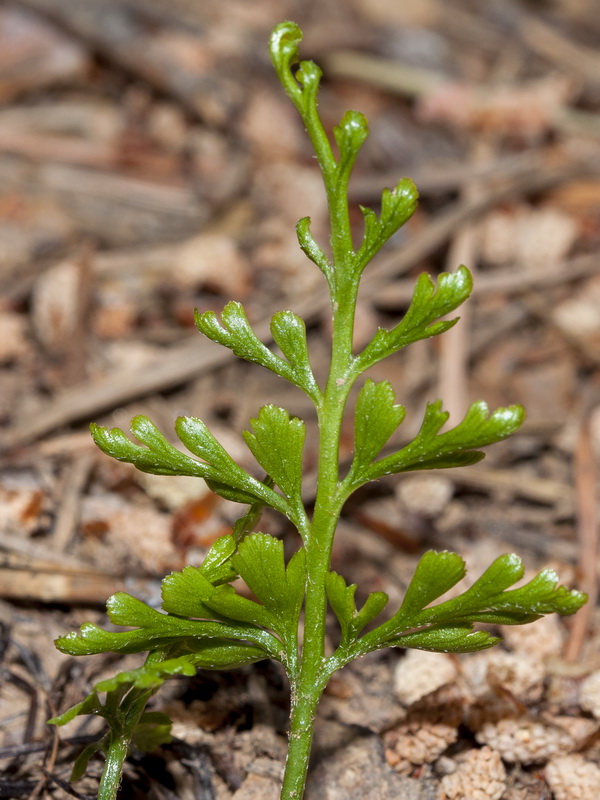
left=279, top=69, right=360, bottom=790
left=280, top=312, right=356, bottom=798
left=281, top=674, right=325, bottom=799
left=97, top=684, right=156, bottom=800
left=98, top=737, right=128, bottom=800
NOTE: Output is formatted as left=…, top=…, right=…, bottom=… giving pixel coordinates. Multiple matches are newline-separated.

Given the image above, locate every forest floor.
left=1, top=1, right=600, bottom=798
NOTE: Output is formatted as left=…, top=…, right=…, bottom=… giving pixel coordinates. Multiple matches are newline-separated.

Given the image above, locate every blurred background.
left=1, top=0, right=600, bottom=798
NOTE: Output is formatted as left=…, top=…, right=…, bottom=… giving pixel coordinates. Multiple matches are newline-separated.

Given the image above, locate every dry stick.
left=51, top=452, right=94, bottom=552
left=0, top=530, right=90, bottom=569
left=65, top=241, right=94, bottom=386
left=521, top=290, right=600, bottom=370
left=2, top=156, right=598, bottom=452
left=507, top=5, right=600, bottom=138
left=326, top=49, right=445, bottom=98
left=445, top=464, right=573, bottom=511
left=0, top=567, right=147, bottom=605
left=28, top=670, right=64, bottom=800
left=0, top=128, right=117, bottom=169
left=349, top=148, right=546, bottom=202
left=555, top=107, right=600, bottom=141
left=0, top=548, right=108, bottom=575
left=434, top=4, right=506, bottom=52
left=520, top=14, right=600, bottom=88
left=564, top=414, right=599, bottom=662
left=41, top=162, right=203, bottom=220
left=28, top=723, right=59, bottom=800
left=438, top=233, right=475, bottom=420
left=14, top=0, right=219, bottom=123
left=373, top=252, right=600, bottom=309
left=438, top=142, right=489, bottom=421
left=0, top=547, right=158, bottom=605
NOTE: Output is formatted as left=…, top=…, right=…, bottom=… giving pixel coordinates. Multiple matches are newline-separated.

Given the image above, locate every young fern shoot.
left=50, top=21, right=586, bottom=800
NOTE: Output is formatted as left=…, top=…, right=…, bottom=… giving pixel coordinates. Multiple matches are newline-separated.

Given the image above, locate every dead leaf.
left=31, top=260, right=81, bottom=355
left=418, top=77, right=572, bottom=141
left=0, top=312, right=29, bottom=362
left=0, top=7, right=88, bottom=102
left=174, top=233, right=251, bottom=296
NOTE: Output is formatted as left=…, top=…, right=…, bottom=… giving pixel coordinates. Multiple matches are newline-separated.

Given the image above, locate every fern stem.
left=98, top=737, right=128, bottom=800
left=280, top=679, right=325, bottom=800
left=279, top=144, right=360, bottom=796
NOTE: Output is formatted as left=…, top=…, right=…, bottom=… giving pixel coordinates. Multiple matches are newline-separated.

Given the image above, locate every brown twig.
left=564, top=414, right=599, bottom=662
left=325, top=49, right=445, bottom=98
left=438, top=141, right=490, bottom=421
left=444, top=465, right=573, bottom=511
left=0, top=530, right=91, bottom=569
left=349, top=149, right=546, bottom=202
left=0, top=566, right=156, bottom=605
left=328, top=14, right=600, bottom=94
left=13, top=0, right=233, bottom=124
left=373, top=253, right=600, bottom=309
left=520, top=290, right=600, bottom=370
left=27, top=728, right=59, bottom=800
left=51, top=452, right=94, bottom=552
left=520, top=14, right=600, bottom=88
